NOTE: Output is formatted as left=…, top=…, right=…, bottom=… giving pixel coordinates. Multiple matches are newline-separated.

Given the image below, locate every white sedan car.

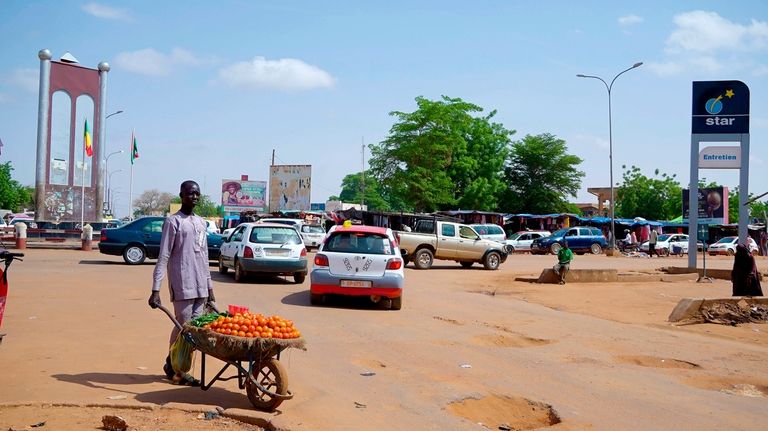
left=310, top=225, right=404, bottom=310
left=299, top=224, right=326, bottom=250
left=639, top=233, right=691, bottom=256
left=708, top=236, right=759, bottom=256
left=504, top=231, right=551, bottom=253
left=218, top=222, right=308, bottom=283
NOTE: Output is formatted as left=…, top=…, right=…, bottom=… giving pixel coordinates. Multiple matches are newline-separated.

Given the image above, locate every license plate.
left=266, top=249, right=290, bottom=256
left=340, top=280, right=372, bottom=288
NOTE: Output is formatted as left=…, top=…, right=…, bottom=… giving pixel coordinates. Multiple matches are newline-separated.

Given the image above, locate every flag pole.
left=129, top=129, right=134, bottom=219
left=81, top=118, right=86, bottom=229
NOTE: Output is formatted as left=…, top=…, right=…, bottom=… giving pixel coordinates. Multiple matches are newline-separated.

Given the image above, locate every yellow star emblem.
left=725, top=89, right=735, bottom=98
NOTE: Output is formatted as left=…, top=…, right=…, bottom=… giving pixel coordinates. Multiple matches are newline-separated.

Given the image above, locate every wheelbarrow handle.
left=156, top=304, right=184, bottom=331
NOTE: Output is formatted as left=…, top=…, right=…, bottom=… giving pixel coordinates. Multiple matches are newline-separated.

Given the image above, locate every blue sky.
left=1, top=1, right=767, bottom=218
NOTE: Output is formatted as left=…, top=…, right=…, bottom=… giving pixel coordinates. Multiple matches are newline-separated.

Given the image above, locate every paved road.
left=0, top=249, right=765, bottom=430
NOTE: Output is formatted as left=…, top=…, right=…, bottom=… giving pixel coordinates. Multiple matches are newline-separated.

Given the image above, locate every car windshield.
left=507, top=233, right=521, bottom=240
left=249, top=227, right=302, bottom=245
left=302, top=225, right=325, bottom=234
left=658, top=234, right=671, bottom=241
left=551, top=228, right=569, bottom=238
left=716, top=237, right=736, bottom=244
left=325, top=232, right=393, bottom=255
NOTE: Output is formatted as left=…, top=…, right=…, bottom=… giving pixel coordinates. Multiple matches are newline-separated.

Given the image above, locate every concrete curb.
left=668, top=297, right=768, bottom=322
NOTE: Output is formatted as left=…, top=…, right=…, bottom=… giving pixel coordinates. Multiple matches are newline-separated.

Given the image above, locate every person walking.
left=553, top=240, right=574, bottom=285
left=732, top=243, right=763, bottom=296
left=648, top=228, right=658, bottom=257
left=760, top=229, right=768, bottom=257
left=148, top=180, right=216, bottom=386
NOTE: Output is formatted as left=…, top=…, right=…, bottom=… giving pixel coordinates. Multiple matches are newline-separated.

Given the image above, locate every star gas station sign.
left=692, top=80, right=749, bottom=134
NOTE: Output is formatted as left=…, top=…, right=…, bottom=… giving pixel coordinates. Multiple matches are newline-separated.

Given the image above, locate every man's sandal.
left=172, top=373, right=201, bottom=387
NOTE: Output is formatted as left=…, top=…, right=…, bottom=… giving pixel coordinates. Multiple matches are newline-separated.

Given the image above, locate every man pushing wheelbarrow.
left=148, top=180, right=214, bottom=386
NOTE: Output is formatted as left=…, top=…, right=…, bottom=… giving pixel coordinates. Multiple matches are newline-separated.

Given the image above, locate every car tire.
left=506, top=245, right=515, bottom=253
left=402, top=257, right=410, bottom=267
left=590, top=243, right=602, bottom=255
left=391, top=296, right=402, bottom=310
left=218, top=256, right=228, bottom=274
left=726, top=249, right=735, bottom=256
left=660, top=247, right=670, bottom=257
left=234, top=259, right=246, bottom=283
left=460, top=261, right=474, bottom=268
left=550, top=243, right=562, bottom=255
left=414, top=248, right=434, bottom=270
left=310, top=293, right=324, bottom=305
left=123, top=245, right=146, bottom=265
left=483, top=251, right=501, bottom=270
left=294, top=272, right=306, bottom=284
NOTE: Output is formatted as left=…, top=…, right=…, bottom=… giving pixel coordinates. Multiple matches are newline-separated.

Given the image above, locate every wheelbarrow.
left=156, top=305, right=305, bottom=411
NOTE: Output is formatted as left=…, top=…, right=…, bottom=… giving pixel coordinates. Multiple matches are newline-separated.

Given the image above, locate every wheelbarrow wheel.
left=246, top=358, right=289, bottom=411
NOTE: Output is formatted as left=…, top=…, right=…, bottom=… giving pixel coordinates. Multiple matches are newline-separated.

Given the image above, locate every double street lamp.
left=577, top=62, right=643, bottom=250
left=107, top=169, right=123, bottom=215
left=103, top=110, right=124, bottom=217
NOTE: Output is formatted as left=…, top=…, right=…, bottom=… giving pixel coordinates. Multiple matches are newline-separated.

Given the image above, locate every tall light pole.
left=107, top=169, right=123, bottom=215
left=577, top=62, right=642, bottom=250
left=105, top=150, right=124, bottom=197
left=102, top=110, right=124, bottom=216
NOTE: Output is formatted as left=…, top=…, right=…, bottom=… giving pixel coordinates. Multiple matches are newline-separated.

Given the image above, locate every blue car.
left=530, top=226, right=607, bottom=255
left=99, top=216, right=223, bottom=264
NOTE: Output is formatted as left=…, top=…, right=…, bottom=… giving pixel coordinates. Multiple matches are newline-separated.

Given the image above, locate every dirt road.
left=0, top=249, right=766, bottom=430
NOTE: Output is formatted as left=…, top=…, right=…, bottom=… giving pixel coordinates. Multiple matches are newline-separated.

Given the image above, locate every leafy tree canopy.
left=369, top=96, right=513, bottom=212
left=0, top=162, right=33, bottom=212
left=616, top=166, right=681, bottom=220
left=338, top=172, right=391, bottom=211
left=170, top=194, right=221, bottom=218
left=500, top=133, right=584, bottom=214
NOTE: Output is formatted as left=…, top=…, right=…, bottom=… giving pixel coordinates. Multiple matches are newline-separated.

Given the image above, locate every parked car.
left=638, top=233, right=691, bottom=256
left=531, top=226, right=607, bottom=255
left=469, top=224, right=506, bottom=243
left=299, top=224, right=326, bottom=250
left=310, top=225, right=404, bottom=310
left=504, top=231, right=551, bottom=253
left=218, top=222, right=308, bottom=283
left=395, top=219, right=508, bottom=270
left=708, top=236, right=759, bottom=256
left=205, top=220, right=219, bottom=234
left=99, top=216, right=223, bottom=264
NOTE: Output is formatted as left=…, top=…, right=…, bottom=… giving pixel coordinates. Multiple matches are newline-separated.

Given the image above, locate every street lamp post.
left=107, top=169, right=123, bottom=215
left=102, top=110, right=124, bottom=216
left=577, top=62, right=642, bottom=251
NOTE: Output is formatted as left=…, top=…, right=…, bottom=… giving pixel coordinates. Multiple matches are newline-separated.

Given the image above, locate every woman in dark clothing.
left=731, top=243, right=763, bottom=296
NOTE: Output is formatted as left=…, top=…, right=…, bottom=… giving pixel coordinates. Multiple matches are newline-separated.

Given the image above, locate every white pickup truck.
left=395, top=220, right=508, bottom=270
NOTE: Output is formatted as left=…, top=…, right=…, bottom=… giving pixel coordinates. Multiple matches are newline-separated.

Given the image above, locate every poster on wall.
left=221, top=180, right=267, bottom=213
left=682, top=186, right=729, bottom=225
left=269, top=165, right=311, bottom=211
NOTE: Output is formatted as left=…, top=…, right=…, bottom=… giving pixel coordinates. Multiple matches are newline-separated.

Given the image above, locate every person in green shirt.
left=554, top=240, right=574, bottom=285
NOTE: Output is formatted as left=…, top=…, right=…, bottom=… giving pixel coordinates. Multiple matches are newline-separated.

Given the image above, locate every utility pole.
left=361, top=137, right=365, bottom=208
left=271, top=149, right=275, bottom=167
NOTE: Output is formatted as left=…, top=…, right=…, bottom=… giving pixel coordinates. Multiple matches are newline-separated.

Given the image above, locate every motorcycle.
left=618, top=240, right=639, bottom=253
left=0, top=249, right=24, bottom=345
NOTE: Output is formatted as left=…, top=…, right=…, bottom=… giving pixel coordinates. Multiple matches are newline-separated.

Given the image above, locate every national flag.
left=84, top=118, right=93, bottom=157
left=130, top=132, right=139, bottom=164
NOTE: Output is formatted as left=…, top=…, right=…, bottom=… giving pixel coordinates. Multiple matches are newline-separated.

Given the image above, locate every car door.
left=563, top=228, right=580, bottom=250
left=437, top=223, right=459, bottom=259
left=516, top=233, right=531, bottom=251
left=141, top=219, right=165, bottom=258
left=457, top=225, right=483, bottom=259
left=222, top=225, right=246, bottom=265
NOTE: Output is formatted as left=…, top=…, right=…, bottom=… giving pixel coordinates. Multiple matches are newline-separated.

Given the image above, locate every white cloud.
left=618, top=14, right=644, bottom=26
left=667, top=10, right=768, bottom=53
left=688, top=56, right=723, bottom=73
left=10, top=68, right=39, bottom=93
left=644, top=61, right=684, bottom=76
left=114, top=48, right=204, bottom=76
left=218, top=56, right=335, bottom=91
left=81, top=2, right=131, bottom=21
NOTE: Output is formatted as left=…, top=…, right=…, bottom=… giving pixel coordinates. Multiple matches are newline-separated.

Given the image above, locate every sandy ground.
left=0, top=249, right=766, bottom=430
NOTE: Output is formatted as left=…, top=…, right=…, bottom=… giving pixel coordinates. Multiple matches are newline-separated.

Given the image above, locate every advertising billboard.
left=269, top=165, right=311, bottom=211
left=221, top=179, right=267, bottom=213
left=682, top=186, right=729, bottom=225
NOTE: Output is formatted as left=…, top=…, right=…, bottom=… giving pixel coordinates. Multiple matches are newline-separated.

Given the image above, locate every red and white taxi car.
left=310, top=225, right=404, bottom=310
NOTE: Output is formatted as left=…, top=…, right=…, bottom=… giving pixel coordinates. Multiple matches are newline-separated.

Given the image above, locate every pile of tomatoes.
left=204, top=313, right=301, bottom=339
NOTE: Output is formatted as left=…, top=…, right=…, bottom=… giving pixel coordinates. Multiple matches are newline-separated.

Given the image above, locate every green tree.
left=615, top=166, right=681, bottom=220
left=369, top=96, right=513, bottom=212
left=726, top=187, right=768, bottom=224
left=499, top=134, right=584, bottom=214
left=0, top=162, right=32, bottom=212
left=338, top=172, right=391, bottom=211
